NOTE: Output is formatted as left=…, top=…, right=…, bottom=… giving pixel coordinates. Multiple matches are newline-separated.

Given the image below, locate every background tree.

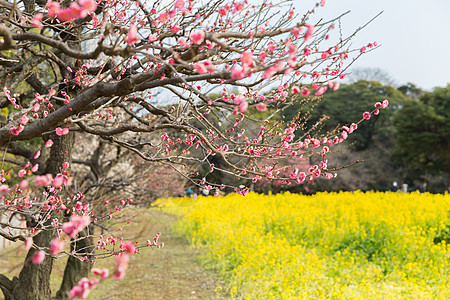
left=0, top=0, right=386, bottom=298
left=393, top=85, right=450, bottom=191
left=347, top=67, right=396, bottom=86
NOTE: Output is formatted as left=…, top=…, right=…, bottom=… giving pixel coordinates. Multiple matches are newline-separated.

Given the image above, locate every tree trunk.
left=9, top=133, right=74, bottom=300
left=11, top=230, right=57, bottom=300
left=56, top=226, right=94, bottom=300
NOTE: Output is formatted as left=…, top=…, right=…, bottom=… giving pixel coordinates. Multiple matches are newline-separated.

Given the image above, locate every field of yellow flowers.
left=160, top=191, right=450, bottom=299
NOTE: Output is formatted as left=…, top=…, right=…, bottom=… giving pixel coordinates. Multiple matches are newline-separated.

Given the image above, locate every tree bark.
left=11, top=230, right=57, bottom=300
left=9, top=133, right=74, bottom=300
left=56, top=226, right=94, bottom=300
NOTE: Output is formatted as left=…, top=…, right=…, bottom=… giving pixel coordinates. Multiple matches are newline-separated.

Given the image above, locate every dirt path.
left=89, top=208, right=227, bottom=300
left=0, top=208, right=227, bottom=300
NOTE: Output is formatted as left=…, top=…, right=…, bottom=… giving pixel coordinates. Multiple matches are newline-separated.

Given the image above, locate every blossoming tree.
left=0, top=0, right=388, bottom=298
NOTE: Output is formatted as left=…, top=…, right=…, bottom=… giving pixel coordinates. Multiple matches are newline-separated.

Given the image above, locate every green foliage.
left=393, top=85, right=450, bottom=175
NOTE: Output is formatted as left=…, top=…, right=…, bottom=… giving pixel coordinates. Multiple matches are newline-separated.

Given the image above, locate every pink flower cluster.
left=46, top=0, right=97, bottom=23
left=50, top=238, right=64, bottom=256
left=69, top=277, right=99, bottom=299
left=113, top=253, right=129, bottom=280
left=194, top=60, right=215, bottom=74
left=32, top=250, right=46, bottom=264
left=62, top=215, right=91, bottom=238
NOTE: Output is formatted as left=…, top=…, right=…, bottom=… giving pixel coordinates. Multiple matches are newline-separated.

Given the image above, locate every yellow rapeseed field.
left=159, top=191, right=450, bottom=299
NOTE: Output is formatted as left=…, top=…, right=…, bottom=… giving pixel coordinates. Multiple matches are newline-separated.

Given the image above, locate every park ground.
left=0, top=207, right=227, bottom=300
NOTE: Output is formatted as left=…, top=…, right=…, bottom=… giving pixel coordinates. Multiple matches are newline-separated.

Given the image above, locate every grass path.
left=0, top=208, right=227, bottom=300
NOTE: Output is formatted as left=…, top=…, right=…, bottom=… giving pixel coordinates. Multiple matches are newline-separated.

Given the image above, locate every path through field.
left=90, top=208, right=227, bottom=299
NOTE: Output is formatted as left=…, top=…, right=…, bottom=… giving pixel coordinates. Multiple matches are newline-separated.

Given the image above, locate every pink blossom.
left=32, top=103, right=40, bottom=112
left=25, top=237, right=33, bottom=250
left=171, top=24, right=180, bottom=33
left=333, top=82, right=340, bottom=91
left=360, top=46, right=366, bottom=53
left=62, top=215, right=91, bottom=238
left=202, top=60, right=215, bottom=73
left=31, top=164, right=39, bottom=173
left=158, top=13, right=168, bottom=23
left=291, top=86, right=300, bottom=94
left=46, top=1, right=60, bottom=17
left=177, top=37, right=189, bottom=47
left=148, top=34, right=157, bottom=42
left=32, top=250, right=46, bottom=264
left=189, top=31, right=205, bottom=45
left=57, top=3, right=83, bottom=22
left=363, top=112, right=371, bottom=120
left=239, top=101, right=249, bottom=114
left=31, top=13, right=44, bottom=29
left=233, top=2, right=244, bottom=14
left=121, top=241, right=136, bottom=254
left=50, top=238, right=64, bottom=256
left=320, top=0, right=326, bottom=6
left=297, top=172, right=306, bottom=183
left=11, top=125, right=24, bottom=135
left=69, top=286, right=84, bottom=299
left=240, top=51, right=254, bottom=67
left=301, top=87, right=310, bottom=96
left=114, top=253, right=129, bottom=280
left=231, top=66, right=245, bottom=79
left=255, top=103, right=267, bottom=111
left=45, top=139, right=53, bottom=147
left=19, top=115, right=29, bottom=125
left=33, top=150, right=41, bottom=159
left=55, top=127, right=69, bottom=136
left=259, top=51, right=267, bottom=62
left=126, top=24, right=140, bottom=45
left=20, top=180, right=29, bottom=190
left=234, top=95, right=244, bottom=105
left=35, top=174, right=53, bottom=186
left=174, top=0, right=184, bottom=10
left=52, top=174, right=65, bottom=187
left=79, top=0, right=97, bottom=14
left=304, top=24, right=315, bottom=41
left=290, top=27, right=301, bottom=38
left=70, top=278, right=97, bottom=299
left=0, top=184, right=9, bottom=194
left=218, top=6, right=229, bottom=16
left=315, top=86, right=327, bottom=96
left=194, top=61, right=215, bottom=74
left=92, top=268, right=109, bottom=280
left=18, top=169, right=26, bottom=178
left=381, top=99, right=389, bottom=108
left=263, top=62, right=283, bottom=79
left=194, top=63, right=207, bottom=74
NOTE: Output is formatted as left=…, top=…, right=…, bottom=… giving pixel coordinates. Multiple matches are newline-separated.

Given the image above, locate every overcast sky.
left=293, top=0, right=450, bottom=90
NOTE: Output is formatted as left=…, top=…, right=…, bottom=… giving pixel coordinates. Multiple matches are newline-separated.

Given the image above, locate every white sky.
left=293, top=0, right=450, bottom=90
